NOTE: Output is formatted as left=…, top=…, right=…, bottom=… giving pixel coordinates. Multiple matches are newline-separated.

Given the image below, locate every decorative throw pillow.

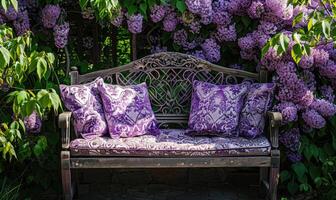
left=188, top=80, right=250, bottom=137
left=97, top=79, right=159, bottom=138
left=239, top=83, right=275, bottom=139
left=59, top=78, right=107, bottom=139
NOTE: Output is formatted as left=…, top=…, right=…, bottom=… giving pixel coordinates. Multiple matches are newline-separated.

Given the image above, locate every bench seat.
left=70, top=129, right=271, bottom=157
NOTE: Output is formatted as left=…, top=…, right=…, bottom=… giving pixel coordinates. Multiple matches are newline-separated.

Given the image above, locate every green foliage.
left=1, top=0, right=18, bottom=11
left=260, top=1, right=336, bottom=199
left=265, top=1, right=335, bottom=64
left=0, top=23, right=62, bottom=197
left=79, top=0, right=120, bottom=20
left=0, top=177, right=20, bottom=200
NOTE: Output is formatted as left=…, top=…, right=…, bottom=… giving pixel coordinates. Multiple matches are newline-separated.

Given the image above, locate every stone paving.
left=75, top=168, right=263, bottom=200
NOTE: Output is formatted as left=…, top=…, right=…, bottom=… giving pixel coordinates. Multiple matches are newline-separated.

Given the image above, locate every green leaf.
left=46, top=53, right=55, bottom=65
left=39, top=93, right=51, bottom=108
left=147, top=0, right=156, bottom=8
left=1, top=0, right=8, bottom=11
left=127, top=5, right=137, bottom=15
left=10, top=121, right=19, bottom=130
left=309, top=165, right=321, bottom=180
left=292, top=33, right=301, bottom=44
left=288, top=181, right=299, bottom=195
left=37, top=136, right=47, bottom=150
left=37, top=89, right=49, bottom=100
left=321, top=20, right=331, bottom=38
left=79, top=0, right=89, bottom=9
left=49, top=92, right=61, bottom=113
left=307, top=18, right=314, bottom=31
left=303, top=146, right=312, bottom=161
left=36, top=57, right=48, bottom=80
left=10, top=0, right=18, bottom=10
left=261, top=42, right=271, bottom=58
left=139, top=3, right=147, bottom=16
left=299, top=183, right=310, bottom=192
left=314, top=177, right=322, bottom=187
left=291, top=43, right=303, bottom=64
left=18, top=119, right=25, bottom=133
left=176, top=0, right=186, bottom=13
left=292, top=12, right=303, bottom=27
left=0, top=46, right=10, bottom=68
left=3, top=142, right=11, bottom=159
left=292, top=162, right=307, bottom=179
left=15, top=90, right=28, bottom=105
left=279, top=33, right=289, bottom=53
left=332, top=131, right=336, bottom=150
left=25, top=100, right=36, bottom=116
left=33, top=144, right=43, bottom=157
left=280, top=170, right=291, bottom=183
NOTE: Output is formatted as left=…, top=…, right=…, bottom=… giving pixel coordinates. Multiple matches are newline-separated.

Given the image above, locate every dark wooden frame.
left=58, top=52, right=282, bottom=200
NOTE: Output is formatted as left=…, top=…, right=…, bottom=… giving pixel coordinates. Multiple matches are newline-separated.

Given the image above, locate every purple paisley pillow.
left=59, top=78, right=107, bottom=139
left=188, top=80, right=250, bottom=137
left=239, top=83, right=275, bottom=139
left=97, top=79, right=159, bottom=138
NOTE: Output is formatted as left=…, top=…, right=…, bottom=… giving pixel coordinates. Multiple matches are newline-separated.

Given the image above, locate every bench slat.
left=70, top=157, right=271, bottom=168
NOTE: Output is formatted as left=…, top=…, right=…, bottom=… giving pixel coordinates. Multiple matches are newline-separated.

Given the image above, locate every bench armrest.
left=267, top=111, right=282, bottom=149
left=58, top=112, right=72, bottom=150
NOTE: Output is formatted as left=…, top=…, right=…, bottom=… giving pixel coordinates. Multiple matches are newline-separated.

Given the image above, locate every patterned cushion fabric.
left=69, top=129, right=271, bottom=157
left=188, top=80, right=250, bottom=137
left=239, top=83, right=275, bottom=139
left=60, top=78, right=107, bottom=139
left=97, top=79, right=159, bottom=138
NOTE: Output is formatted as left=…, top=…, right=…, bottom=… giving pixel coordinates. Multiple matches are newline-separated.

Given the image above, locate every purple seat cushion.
left=239, top=83, right=275, bottom=139
left=69, top=129, right=271, bottom=157
left=60, top=78, right=107, bottom=139
left=188, top=80, right=249, bottom=137
left=97, top=79, right=159, bottom=138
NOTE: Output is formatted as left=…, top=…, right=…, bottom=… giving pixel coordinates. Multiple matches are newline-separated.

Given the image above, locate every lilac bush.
left=0, top=0, right=333, bottom=197
left=41, top=4, right=61, bottom=28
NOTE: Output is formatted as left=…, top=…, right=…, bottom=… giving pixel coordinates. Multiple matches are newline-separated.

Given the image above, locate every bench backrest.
left=70, top=52, right=268, bottom=128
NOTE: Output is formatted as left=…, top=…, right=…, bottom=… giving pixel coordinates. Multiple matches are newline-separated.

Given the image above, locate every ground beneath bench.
left=75, top=168, right=263, bottom=200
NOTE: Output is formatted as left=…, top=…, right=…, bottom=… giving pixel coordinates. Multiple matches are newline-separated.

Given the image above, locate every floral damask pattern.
left=97, top=79, right=159, bottom=138
left=70, top=129, right=271, bottom=157
left=60, top=77, right=107, bottom=138
left=188, top=80, right=249, bottom=137
left=239, top=83, right=275, bottom=139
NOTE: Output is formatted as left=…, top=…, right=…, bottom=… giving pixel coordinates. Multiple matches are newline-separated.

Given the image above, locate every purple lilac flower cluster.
left=279, top=128, right=302, bottom=163
left=111, top=10, right=124, bottom=27
left=41, top=4, right=61, bottom=28
left=320, top=85, right=335, bottom=103
left=150, top=5, right=167, bottom=23
left=126, top=14, right=143, bottom=34
left=274, top=102, right=298, bottom=123
left=13, top=9, right=30, bottom=35
left=0, top=4, right=31, bottom=35
left=24, top=111, right=42, bottom=133
left=150, top=45, right=167, bottom=54
left=201, top=38, right=221, bottom=63
left=53, top=22, right=70, bottom=48
left=279, top=128, right=300, bottom=152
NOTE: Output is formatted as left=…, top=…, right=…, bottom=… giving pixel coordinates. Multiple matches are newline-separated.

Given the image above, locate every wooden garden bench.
left=58, top=52, right=282, bottom=200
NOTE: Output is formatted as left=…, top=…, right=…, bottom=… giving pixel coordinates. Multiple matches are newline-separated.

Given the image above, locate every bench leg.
left=61, top=151, right=73, bottom=200
left=259, top=167, right=269, bottom=197
left=269, top=150, right=280, bottom=200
